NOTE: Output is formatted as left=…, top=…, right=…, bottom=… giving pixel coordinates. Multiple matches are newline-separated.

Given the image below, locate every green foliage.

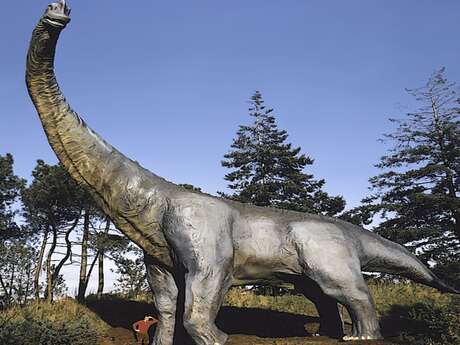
left=381, top=300, right=460, bottom=345
left=431, top=256, right=460, bottom=288
left=0, top=317, right=98, bottom=345
left=21, top=160, right=85, bottom=231
left=354, top=68, right=460, bottom=284
left=178, top=183, right=202, bottom=192
left=0, top=154, right=35, bottom=306
left=0, top=240, right=36, bottom=306
left=0, top=153, right=25, bottom=241
left=90, top=227, right=129, bottom=254
left=111, top=245, right=148, bottom=298
left=0, top=299, right=109, bottom=345
left=221, top=91, right=345, bottom=216
left=20, top=160, right=108, bottom=302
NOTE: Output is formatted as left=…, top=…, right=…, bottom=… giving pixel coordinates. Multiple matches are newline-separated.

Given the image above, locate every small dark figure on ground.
left=133, top=316, right=158, bottom=345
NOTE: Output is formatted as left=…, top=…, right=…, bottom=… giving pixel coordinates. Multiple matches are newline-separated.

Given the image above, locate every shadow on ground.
left=217, top=306, right=317, bottom=337
left=88, top=297, right=398, bottom=345
left=87, top=297, right=316, bottom=338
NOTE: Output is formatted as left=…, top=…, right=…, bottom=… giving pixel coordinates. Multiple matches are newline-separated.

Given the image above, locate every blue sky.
left=2, top=0, right=460, bottom=207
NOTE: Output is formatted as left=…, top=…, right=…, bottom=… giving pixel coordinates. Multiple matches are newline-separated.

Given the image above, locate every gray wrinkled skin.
left=26, top=2, right=459, bottom=344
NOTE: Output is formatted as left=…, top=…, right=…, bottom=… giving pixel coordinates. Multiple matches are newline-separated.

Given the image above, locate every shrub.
left=0, top=316, right=98, bottom=345
left=0, top=299, right=109, bottom=345
left=381, top=299, right=460, bottom=345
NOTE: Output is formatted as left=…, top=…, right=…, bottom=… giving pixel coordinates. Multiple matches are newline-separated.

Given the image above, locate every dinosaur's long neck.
left=26, top=18, right=173, bottom=267
left=26, top=22, right=109, bottom=191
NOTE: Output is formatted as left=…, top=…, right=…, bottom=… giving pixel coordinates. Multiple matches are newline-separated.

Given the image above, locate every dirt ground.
left=99, top=328, right=398, bottom=345
left=89, top=299, right=399, bottom=345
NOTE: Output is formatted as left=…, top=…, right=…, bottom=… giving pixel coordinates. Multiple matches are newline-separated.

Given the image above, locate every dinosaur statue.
left=26, top=2, right=459, bottom=345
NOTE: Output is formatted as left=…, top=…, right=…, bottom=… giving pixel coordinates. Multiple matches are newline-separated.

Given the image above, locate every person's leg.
left=142, top=332, right=150, bottom=345
left=134, top=332, right=142, bottom=345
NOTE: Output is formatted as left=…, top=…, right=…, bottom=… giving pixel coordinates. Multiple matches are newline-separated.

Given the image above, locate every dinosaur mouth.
left=42, top=0, right=71, bottom=28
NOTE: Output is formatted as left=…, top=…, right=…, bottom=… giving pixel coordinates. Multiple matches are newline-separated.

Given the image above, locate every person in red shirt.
left=132, top=315, right=158, bottom=345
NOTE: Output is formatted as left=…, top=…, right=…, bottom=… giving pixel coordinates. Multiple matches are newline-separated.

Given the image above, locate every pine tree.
left=221, top=91, right=345, bottom=216
left=361, top=68, right=460, bottom=283
left=0, top=154, right=25, bottom=241
left=0, top=154, right=28, bottom=306
left=111, top=245, right=148, bottom=298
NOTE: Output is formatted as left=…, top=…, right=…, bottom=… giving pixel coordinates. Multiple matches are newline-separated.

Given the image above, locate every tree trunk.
left=51, top=216, right=80, bottom=292
left=34, top=227, right=49, bottom=300
left=85, top=252, right=99, bottom=291
left=0, top=274, right=10, bottom=306
left=96, top=252, right=104, bottom=299
left=8, top=264, right=15, bottom=300
left=453, top=213, right=460, bottom=242
left=45, top=225, right=57, bottom=302
left=24, top=264, right=32, bottom=305
left=77, top=211, right=90, bottom=302
left=77, top=253, right=99, bottom=302
left=97, top=219, right=111, bottom=299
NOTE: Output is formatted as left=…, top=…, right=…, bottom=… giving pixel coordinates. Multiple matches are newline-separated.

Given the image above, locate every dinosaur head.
left=41, top=0, right=71, bottom=29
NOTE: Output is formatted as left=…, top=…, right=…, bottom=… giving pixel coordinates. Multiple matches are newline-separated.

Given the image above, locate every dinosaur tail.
left=359, top=232, right=459, bottom=294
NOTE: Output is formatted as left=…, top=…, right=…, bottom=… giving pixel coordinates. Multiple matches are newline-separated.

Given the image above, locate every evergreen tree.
left=0, top=154, right=29, bottom=306
left=111, top=245, right=148, bottom=298
left=221, top=91, right=345, bottom=216
left=0, top=240, right=36, bottom=306
left=361, top=68, right=460, bottom=283
left=0, top=154, right=25, bottom=241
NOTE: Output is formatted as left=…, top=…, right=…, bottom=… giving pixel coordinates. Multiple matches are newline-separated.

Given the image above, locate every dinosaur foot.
left=43, top=0, right=71, bottom=28
left=343, top=334, right=383, bottom=341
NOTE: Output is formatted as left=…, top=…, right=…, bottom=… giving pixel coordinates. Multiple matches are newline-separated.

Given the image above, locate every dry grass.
left=224, top=281, right=453, bottom=316
left=0, top=298, right=110, bottom=334
left=367, top=280, right=451, bottom=316
left=224, top=288, right=318, bottom=316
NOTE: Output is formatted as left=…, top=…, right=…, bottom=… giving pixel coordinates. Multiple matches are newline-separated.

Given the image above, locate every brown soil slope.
left=101, top=329, right=397, bottom=345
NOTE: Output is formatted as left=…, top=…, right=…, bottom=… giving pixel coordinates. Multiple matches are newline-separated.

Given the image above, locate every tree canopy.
left=360, top=68, right=460, bottom=282
left=0, top=154, right=25, bottom=241
left=221, top=91, right=345, bottom=216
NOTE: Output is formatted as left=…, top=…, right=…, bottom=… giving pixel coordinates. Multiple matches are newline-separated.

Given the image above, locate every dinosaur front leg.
left=145, top=260, right=178, bottom=345
left=164, top=202, right=235, bottom=344
left=183, top=267, right=232, bottom=345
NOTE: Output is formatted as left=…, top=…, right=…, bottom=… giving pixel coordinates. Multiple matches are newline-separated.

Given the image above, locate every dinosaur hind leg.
left=298, top=251, right=382, bottom=341
left=315, top=270, right=382, bottom=340
left=295, top=278, right=344, bottom=339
